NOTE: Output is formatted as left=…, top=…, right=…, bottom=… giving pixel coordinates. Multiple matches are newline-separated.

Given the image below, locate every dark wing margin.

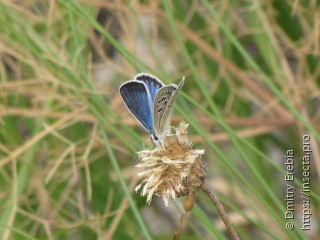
left=135, top=73, right=164, bottom=105
left=119, top=80, right=154, bottom=133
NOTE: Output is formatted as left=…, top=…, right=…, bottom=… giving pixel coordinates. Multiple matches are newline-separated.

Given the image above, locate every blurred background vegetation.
left=0, top=0, right=319, bottom=239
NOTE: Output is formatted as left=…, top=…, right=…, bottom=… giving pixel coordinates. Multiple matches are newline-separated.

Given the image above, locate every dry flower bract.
left=135, top=122, right=206, bottom=206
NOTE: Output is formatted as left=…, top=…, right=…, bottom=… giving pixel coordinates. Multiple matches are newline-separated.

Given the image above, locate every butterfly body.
left=119, top=73, right=184, bottom=143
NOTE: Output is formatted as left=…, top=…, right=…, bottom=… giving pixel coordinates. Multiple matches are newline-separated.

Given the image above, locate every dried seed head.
left=135, top=122, right=206, bottom=206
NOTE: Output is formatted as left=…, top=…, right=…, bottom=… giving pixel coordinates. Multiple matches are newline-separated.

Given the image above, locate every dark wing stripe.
left=119, top=81, right=153, bottom=133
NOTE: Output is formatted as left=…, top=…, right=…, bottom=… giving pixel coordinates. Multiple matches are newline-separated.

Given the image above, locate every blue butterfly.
left=119, top=73, right=184, bottom=141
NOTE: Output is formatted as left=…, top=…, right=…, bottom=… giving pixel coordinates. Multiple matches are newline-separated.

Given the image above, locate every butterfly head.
left=150, top=133, right=161, bottom=146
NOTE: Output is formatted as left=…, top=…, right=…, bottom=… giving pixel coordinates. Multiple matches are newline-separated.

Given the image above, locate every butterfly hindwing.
left=119, top=80, right=154, bottom=133
left=135, top=73, right=164, bottom=105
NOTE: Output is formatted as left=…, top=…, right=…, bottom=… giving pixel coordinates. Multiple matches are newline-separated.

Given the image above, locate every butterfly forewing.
left=119, top=80, right=154, bottom=133
left=153, top=84, right=177, bottom=135
left=135, top=73, right=164, bottom=105
left=155, top=77, right=185, bottom=135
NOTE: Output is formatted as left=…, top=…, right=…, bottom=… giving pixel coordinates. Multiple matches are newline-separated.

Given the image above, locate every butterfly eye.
left=153, top=134, right=158, bottom=140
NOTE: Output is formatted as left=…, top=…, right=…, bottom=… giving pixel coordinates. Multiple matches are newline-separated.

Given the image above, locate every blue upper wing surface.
left=135, top=73, right=164, bottom=106
left=119, top=80, right=154, bottom=133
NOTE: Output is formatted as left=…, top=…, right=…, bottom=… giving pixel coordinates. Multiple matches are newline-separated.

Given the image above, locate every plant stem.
left=201, top=182, right=240, bottom=240
left=174, top=193, right=194, bottom=240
